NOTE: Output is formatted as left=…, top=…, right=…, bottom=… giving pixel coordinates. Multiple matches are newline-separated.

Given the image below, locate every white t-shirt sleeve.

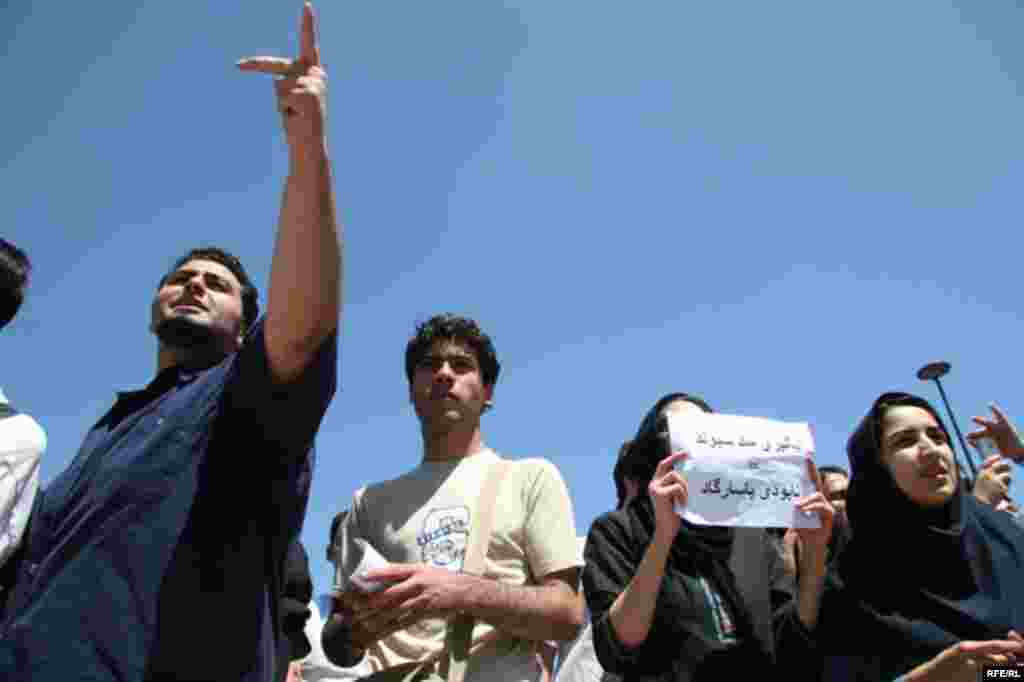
left=521, top=459, right=583, bottom=581
left=0, top=412, right=46, bottom=568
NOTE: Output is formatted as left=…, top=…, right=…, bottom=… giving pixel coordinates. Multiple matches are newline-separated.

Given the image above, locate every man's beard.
left=155, top=316, right=222, bottom=354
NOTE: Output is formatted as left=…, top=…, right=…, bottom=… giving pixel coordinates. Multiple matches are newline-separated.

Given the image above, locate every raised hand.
left=238, top=3, right=328, bottom=153
left=969, top=403, right=1024, bottom=463
left=789, top=459, right=836, bottom=631
left=793, top=459, right=834, bottom=564
left=972, top=454, right=1012, bottom=506
left=649, top=452, right=689, bottom=544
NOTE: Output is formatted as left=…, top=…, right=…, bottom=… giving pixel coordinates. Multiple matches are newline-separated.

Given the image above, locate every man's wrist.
left=453, top=571, right=485, bottom=615
left=288, top=140, right=329, bottom=171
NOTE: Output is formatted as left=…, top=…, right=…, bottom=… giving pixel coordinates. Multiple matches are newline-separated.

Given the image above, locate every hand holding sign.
left=649, top=452, right=689, bottom=544
left=238, top=3, right=327, bottom=151
left=793, top=459, right=834, bottom=562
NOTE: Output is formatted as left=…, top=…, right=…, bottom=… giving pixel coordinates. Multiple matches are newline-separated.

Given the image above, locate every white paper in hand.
left=668, top=411, right=820, bottom=529
left=339, top=538, right=392, bottom=593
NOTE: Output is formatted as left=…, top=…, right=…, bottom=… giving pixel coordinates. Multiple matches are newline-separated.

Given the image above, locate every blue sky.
left=3, top=1, right=1022, bottom=595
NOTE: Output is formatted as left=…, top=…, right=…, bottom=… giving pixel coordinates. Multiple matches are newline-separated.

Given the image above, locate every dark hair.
left=159, top=247, right=259, bottom=331
left=404, top=314, right=500, bottom=387
left=0, top=239, right=31, bottom=330
left=329, top=510, right=349, bottom=545
left=847, top=392, right=952, bottom=479
left=818, top=465, right=849, bottom=480
left=613, top=440, right=636, bottom=509
left=622, top=392, right=714, bottom=495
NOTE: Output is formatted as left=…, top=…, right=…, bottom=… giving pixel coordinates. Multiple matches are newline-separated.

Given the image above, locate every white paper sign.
left=337, top=538, right=392, bottom=593
left=668, top=412, right=820, bottom=529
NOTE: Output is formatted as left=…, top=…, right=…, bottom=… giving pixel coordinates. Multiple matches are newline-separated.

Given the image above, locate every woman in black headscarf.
left=780, top=392, right=1024, bottom=681
left=583, top=393, right=832, bottom=681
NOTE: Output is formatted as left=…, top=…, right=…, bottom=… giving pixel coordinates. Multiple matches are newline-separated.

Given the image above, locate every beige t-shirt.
left=332, top=449, right=581, bottom=682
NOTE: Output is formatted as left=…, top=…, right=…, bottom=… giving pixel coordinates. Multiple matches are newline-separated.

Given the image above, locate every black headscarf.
left=823, top=392, right=1024, bottom=664
left=623, top=393, right=770, bottom=661
left=623, top=392, right=714, bottom=503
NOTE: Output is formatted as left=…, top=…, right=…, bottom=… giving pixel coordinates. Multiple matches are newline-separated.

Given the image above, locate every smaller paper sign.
left=668, top=412, right=820, bottom=529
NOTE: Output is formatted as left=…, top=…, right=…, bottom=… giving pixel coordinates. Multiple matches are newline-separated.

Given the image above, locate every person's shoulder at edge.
left=0, top=390, right=46, bottom=472
left=0, top=409, right=46, bottom=455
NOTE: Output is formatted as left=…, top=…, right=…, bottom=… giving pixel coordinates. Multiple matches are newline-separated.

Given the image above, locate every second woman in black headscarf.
left=583, top=393, right=831, bottom=681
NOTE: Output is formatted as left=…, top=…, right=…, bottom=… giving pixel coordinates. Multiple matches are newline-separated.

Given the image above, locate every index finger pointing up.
left=301, top=2, right=321, bottom=67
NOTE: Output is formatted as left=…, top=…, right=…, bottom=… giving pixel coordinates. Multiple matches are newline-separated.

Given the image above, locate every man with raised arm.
left=0, top=5, right=340, bottom=681
left=324, top=314, right=584, bottom=681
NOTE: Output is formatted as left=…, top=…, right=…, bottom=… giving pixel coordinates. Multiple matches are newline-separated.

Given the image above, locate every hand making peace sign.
left=238, top=2, right=327, bottom=151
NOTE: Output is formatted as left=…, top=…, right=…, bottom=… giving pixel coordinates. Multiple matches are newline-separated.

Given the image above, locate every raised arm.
left=603, top=452, right=686, bottom=648
left=791, top=459, right=834, bottom=631
left=578, top=453, right=690, bottom=677
left=238, top=2, right=341, bottom=384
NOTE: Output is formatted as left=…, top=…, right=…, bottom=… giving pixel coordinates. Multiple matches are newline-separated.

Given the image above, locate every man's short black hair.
left=819, top=465, right=849, bottom=480
left=159, top=247, right=260, bottom=331
left=0, top=239, right=31, bottom=331
left=404, top=314, right=500, bottom=387
left=329, top=510, right=349, bottom=545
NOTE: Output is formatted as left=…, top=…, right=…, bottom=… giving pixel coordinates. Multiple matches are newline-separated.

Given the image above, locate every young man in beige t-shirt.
left=325, top=314, right=584, bottom=682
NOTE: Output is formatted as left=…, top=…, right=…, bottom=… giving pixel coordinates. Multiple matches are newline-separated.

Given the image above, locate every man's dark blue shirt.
left=0, top=319, right=337, bottom=681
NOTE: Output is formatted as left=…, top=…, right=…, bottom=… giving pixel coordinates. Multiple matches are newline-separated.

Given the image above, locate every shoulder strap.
left=443, top=457, right=513, bottom=682
left=463, top=458, right=512, bottom=577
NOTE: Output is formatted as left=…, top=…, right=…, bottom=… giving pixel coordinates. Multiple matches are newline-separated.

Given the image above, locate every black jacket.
left=583, top=498, right=780, bottom=682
